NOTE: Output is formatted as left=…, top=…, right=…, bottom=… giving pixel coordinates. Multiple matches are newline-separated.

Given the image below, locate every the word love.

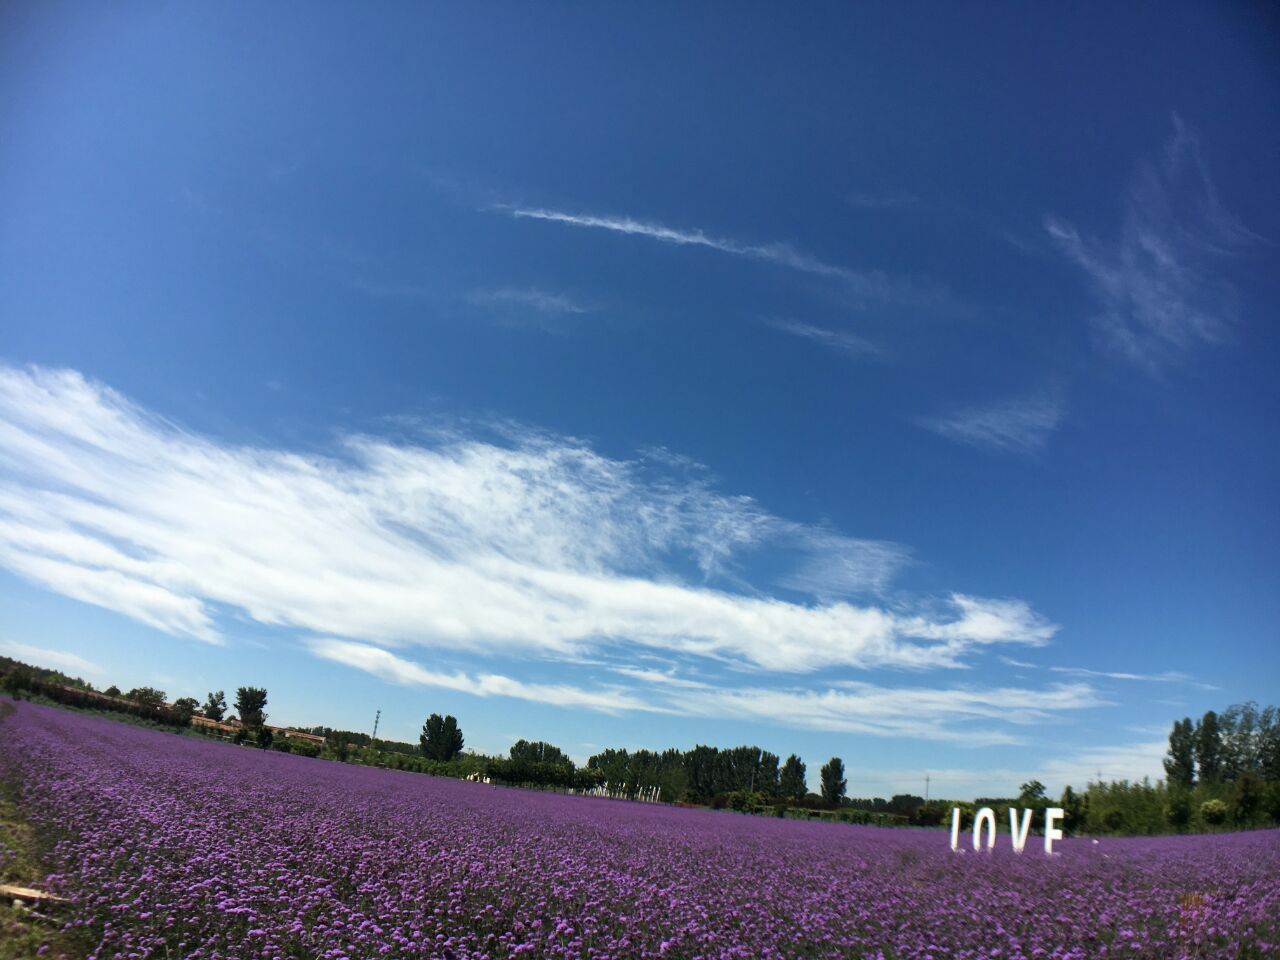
left=950, top=806, right=1065, bottom=855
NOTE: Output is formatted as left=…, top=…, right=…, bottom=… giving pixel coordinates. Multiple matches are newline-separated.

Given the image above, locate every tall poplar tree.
left=820, top=757, right=847, bottom=806
left=780, top=754, right=807, bottom=800
left=1163, top=717, right=1196, bottom=787
left=1196, top=710, right=1223, bottom=783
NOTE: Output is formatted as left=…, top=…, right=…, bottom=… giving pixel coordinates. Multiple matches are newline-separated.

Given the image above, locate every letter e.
left=1043, top=807, right=1064, bottom=855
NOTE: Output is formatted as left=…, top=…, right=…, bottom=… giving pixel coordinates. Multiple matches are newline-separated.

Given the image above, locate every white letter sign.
left=1009, top=807, right=1033, bottom=854
left=972, top=806, right=996, bottom=852
left=1043, top=807, right=1064, bottom=855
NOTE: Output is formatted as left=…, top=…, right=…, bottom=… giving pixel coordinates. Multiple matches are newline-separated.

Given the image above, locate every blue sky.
left=2, top=3, right=1277, bottom=798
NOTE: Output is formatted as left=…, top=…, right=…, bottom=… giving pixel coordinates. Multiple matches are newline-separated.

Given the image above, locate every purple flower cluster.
left=3, top=701, right=1278, bottom=959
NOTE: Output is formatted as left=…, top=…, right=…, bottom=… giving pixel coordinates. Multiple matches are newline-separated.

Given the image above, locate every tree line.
left=4, top=654, right=1276, bottom=835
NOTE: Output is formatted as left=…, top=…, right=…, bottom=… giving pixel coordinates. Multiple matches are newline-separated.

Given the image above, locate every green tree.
left=820, top=757, right=847, bottom=806
left=780, top=754, right=807, bottom=801
left=1230, top=771, right=1264, bottom=827
left=1200, top=798, right=1228, bottom=829
left=1163, top=717, right=1196, bottom=788
left=1196, top=710, right=1223, bottom=783
left=126, top=687, right=167, bottom=709
left=202, top=690, right=226, bottom=721
left=1220, top=702, right=1261, bottom=782
left=104, top=685, right=122, bottom=697
left=171, top=697, right=199, bottom=725
left=420, top=713, right=464, bottom=761
left=234, top=687, right=268, bottom=729
left=1018, top=780, right=1047, bottom=803
left=1165, top=788, right=1192, bottom=833
left=1061, top=785, right=1083, bottom=833
left=1260, top=705, right=1280, bottom=782
left=510, top=740, right=568, bottom=765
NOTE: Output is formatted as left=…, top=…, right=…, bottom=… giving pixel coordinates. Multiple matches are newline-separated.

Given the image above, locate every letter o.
left=972, top=806, right=997, bottom=852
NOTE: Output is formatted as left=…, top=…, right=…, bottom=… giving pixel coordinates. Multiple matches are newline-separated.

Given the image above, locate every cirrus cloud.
left=0, top=363, right=1094, bottom=744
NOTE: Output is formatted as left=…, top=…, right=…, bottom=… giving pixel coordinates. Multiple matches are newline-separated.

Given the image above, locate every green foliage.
left=202, top=690, right=226, bottom=721
left=1196, top=710, right=1223, bottom=783
left=1230, top=772, right=1264, bottom=827
left=171, top=696, right=199, bottom=725
left=723, top=790, right=768, bottom=812
left=1, top=666, right=187, bottom=727
left=1164, top=788, right=1192, bottom=833
left=104, top=685, right=121, bottom=697
left=779, top=754, right=807, bottom=800
left=234, top=687, right=268, bottom=729
left=419, top=713, right=464, bottom=761
left=1060, top=785, right=1083, bottom=834
left=126, top=686, right=168, bottom=709
left=293, top=739, right=322, bottom=758
left=1018, top=780, right=1047, bottom=803
left=1200, top=798, right=1228, bottom=828
left=820, top=757, right=846, bottom=806
left=1164, top=717, right=1196, bottom=787
left=510, top=739, right=568, bottom=765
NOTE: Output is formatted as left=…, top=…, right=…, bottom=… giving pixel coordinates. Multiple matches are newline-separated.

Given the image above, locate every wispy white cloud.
left=606, top=665, right=713, bottom=690
left=1046, top=114, right=1263, bottom=372
left=311, top=637, right=1099, bottom=745
left=1049, top=666, right=1219, bottom=690
left=0, top=639, right=105, bottom=679
left=308, top=638, right=661, bottom=714
left=465, top=287, right=590, bottom=315
left=1035, top=738, right=1168, bottom=791
left=852, top=737, right=1167, bottom=799
left=488, top=204, right=942, bottom=306
left=999, top=656, right=1037, bottom=669
left=777, top=533, right=910, bottom=598
left=0, top=364, right=1100, bottom=743
left=763, top=318, right=885, bottom=361
left=672, top=680, right=1103, bottom=745
left=919, top=389, right=1065, bottom=455
left=0, top=364, right=1058, bottom=680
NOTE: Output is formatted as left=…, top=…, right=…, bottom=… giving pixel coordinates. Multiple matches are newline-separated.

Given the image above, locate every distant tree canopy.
left=420, top=713, right=464, bottom=761
left=1164, top=704, right=1279, bottom=787
left=235, top=687, right=268, bottom=729
left=104, top=685, right=121, bottom=697
left=780, top=754, right=807, bottom=800
left=1018, top=780, right=1047, bottom=803
left=510, top=739, right=569, bottom=765
left=202, top=690, right=227, bottom=722
left=171, top=697, right=199, bottom=725
left=820, top=757, right=847, bottom=806
left=126, top=687, right=167, bottom=710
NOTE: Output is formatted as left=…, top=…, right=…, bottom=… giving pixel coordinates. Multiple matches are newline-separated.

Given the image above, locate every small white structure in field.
left=950, top=806, right=1065, bottom=855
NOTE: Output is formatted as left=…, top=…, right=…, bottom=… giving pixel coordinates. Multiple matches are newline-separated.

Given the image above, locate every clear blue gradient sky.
left=2, top=3, right=1277, bottom=798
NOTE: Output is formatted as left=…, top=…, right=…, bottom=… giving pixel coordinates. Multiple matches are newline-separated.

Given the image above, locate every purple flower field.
left=3, top=702, right=1278, bottom=960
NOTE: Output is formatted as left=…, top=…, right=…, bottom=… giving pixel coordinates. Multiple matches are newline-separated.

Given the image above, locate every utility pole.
left=925, top=773, right=930, bottom=804
left=372, top=709, right=381, bottom=743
